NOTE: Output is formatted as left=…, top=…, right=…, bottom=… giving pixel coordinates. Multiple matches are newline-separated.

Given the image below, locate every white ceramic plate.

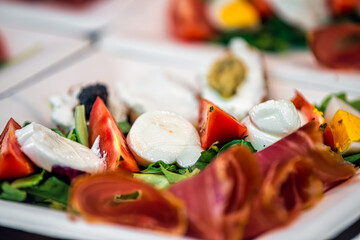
left=0, top=23, right=87, bottom=95
left=0, top=0, right=133, bottom=36
left=0, top=50, right=359, bottom=240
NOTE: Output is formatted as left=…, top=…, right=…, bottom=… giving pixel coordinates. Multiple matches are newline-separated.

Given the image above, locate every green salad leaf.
left=133, top=174, right=170, bottom=190
left=118, top=121, right=132, bottom=134
left=25, top=176, right=69, bottom=207
left=219, top=139, right=257, bottom=153
left=160, top=164, right=200, bottom=184
left=11, top=170, right=45, bottom=189
left=66, top=128, right=78, bottom=142
left=189, top=142, right=219, bottom=172
left=141, top=160, right=178, bottom=174
left=315, top=92, right=360, bottom=113
left=0, top=182, right=26, bottom=201
left=211, top=17, right=306, bottom=52
left=344, top=153, right=360, bottom=165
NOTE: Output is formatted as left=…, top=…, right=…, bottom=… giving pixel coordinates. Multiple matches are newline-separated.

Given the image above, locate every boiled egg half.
left=324, top=97, right=360, bottom=154
left=200, top=38, right=266, bottom=120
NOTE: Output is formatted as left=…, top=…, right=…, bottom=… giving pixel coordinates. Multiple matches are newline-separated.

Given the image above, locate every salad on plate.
left=1, top=42, right=360, bottom=239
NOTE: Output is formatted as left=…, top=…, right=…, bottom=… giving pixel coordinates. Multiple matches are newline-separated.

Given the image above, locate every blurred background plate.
left=0, top=0, right=133, bottom=37
left=0, top=23, right=88, bottom=95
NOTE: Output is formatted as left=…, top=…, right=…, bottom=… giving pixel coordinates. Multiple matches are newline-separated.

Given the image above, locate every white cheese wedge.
left=127, top=111, right=202, bottom=168
left=15, top=123, right=105, bottom=173
left=242, top=99, right=301, bottom=150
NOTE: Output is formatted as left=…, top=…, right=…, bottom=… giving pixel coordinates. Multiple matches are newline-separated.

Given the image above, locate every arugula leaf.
left=22, top=121, right=32, bottom=127
left=315, top=92, right=360, bottom=113
left=25, top=176, right=69, bottom=206
left=11, top=170, right=45, bottom=189
left=211, top=17, right=306, bottom=52
left=141, top=160, right=178, bottom=174
left=0, top=182, right=26, bottom=201
left=160, top=164, right=200, bottom=184
left=133, top=173, right=170, bottom=190
left=219, top=139, right=257, bottom=153
left=66, top=128, right=78, bottom=142
left=344, top=153, right=360, bottom=165
left=118, top=121, right=132, bottom=134
left=51, top=129, right=65, bottom=137
left=315, top=92, right=347, bottom=113
left=350, top=100, right=360, bottom=112
left=114, top=191, right=140, bottom=201
left=189, top=142, right=219, bottom=172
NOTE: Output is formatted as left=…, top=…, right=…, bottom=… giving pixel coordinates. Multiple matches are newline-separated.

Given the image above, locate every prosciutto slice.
left=244, top=121, right=356, bottom=238
left=168, top=146, right=261, bottom=240
left=244, top=156, right=323, bottom=238
left=68, top=172, right=186, bottom=235
left=255, top=121, right=356, bottom=190
left=309, top=24, right=360, bottom=69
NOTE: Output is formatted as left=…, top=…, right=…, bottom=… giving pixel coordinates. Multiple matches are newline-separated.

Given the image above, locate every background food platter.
left=0, top=0, right=359, bottom=239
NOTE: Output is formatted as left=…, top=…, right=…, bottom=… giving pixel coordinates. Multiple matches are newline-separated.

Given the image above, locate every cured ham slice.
left=255, top=121, right=356, bottom=190
left=0, top=31, right=8, bottom=63
left=68, top=172, right=186, bottom=235
left=244, top=156, right=323, bottom=238
left=168, top=146, right=261, bottom=240
left=244, top=121, right=357, bottom=238
left=309, top=24, right=360, bottom=69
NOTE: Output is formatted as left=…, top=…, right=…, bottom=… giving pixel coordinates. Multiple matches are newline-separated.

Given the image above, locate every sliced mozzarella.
left=249, top=99, right=301, bottom=138
left=242, top=116, right=280, bottom=151
left=324, top=96, right=360, bottom=123
left=15, top=123, right=104, bottom=173
left=117, top=70, right=198, bottom=123
left=127, top=111, right=202, bottom=168
left=242, top=99, right=301, bottom=150
left=200, top=38, right=266, bottom=120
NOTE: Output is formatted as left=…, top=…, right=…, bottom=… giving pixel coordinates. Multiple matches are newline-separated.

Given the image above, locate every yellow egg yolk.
left=330, top=110, right=360, bottom=152
left=219, top=0, right=260, bottom=29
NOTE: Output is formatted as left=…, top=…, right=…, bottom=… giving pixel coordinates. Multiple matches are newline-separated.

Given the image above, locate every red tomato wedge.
left=251, top=0, right=273, bottom=17
left=198, top=98, right=247, bottom=149
left=329, top=0, right=360, bottom=15
left=89, top=97, right=139, bottom=173
left=169, top=0, right=214, bottom=41
left=0, top=118, right=34, bottom=180
left=309, top=24, right=360, bottom=69
left=291, top=91, right=335, bottom=149
left=0, top=31, right=8, bottom=63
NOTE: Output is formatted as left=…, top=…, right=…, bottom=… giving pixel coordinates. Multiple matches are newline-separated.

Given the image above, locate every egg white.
left=200, top=38, right=266, bottom=120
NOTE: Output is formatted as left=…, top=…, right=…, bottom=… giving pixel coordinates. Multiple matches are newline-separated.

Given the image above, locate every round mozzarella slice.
left=15, top=123, right=104, bottom=173
left=127, top=111, right=202, bottom=168
left=249, top=99, right=301, bottom=137
left=242, top=99, right=302, bottom=151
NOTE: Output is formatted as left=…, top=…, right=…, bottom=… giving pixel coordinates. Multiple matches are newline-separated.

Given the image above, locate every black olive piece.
left=78, top=83, right=108, bottom=120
